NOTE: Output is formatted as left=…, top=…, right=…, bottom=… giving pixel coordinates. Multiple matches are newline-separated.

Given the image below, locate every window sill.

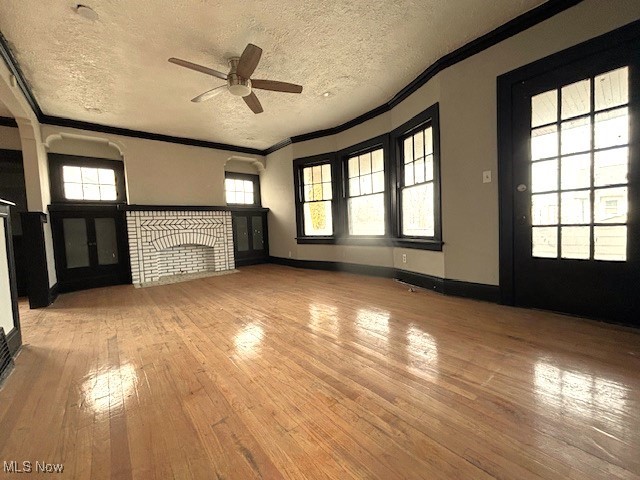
left=296, top=237, right=337, bottom=245
left=296, top=236, right=443, bottom=250
left=297, top=237, right=393, bottom=246
left=392, top=238, right=443, bottom=251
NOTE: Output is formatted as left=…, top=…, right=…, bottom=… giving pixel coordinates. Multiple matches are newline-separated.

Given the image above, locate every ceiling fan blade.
left=251, top=79, right=303, bottom=94
left=191, top=85, right=227, bottom=103
left=236, top=44, right=262, bottom=78
left=168, top=57, right=227, bottom=80
left=243, top=92, right=263, bottom=114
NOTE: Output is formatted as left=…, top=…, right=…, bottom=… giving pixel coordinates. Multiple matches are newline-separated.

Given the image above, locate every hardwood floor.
left=0, top=264, right=639, bottom=479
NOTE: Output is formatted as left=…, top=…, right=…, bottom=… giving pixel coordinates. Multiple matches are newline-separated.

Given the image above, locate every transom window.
left=530, top=66, right=629, bottom=261
left=400, top=125, right=435, bottom=237
left=347, top=148, right=385, bottom=235
left=224, top=173, right=260, bottom=206
left=302, top=163, right=333, bottom=236
left=62, top=166, right=117, bottom=201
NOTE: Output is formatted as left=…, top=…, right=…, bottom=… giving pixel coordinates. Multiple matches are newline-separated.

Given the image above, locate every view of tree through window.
left=347, top=149, right=385, bottom=235
left=62, top=166, right=117, bottom=201
left=400, top=126, right=435, bottom=237
left=302, top=164, right=333, bottom=236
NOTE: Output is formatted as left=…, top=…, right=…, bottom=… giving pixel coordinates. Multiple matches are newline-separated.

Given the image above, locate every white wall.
left=40, top=125, right=265, bottom=206
left=262, top=0, right=640, bottom=286
left=0, top=125, right=21, bottom=151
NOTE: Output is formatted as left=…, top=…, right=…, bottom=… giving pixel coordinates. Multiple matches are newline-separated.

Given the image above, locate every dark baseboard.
left=443, top=278, right=501, bottom=303
left=269, top=256, right=499, bottom=304
left=7, top=328, right=22, bottom=356
left=235, top=257, right=270, bottom=267
left=269, top=256, right=395, bottom=278
left=48, top=283, right=59, bottom=305
left=394, top=269, right=444, bottom=294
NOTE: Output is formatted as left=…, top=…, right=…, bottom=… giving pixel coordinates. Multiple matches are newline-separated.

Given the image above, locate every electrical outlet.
left=402, top=253, right=407, bottom=263
left=288, top=251, right=292, bottom=258
left=483, top=170, right=492, bottom=183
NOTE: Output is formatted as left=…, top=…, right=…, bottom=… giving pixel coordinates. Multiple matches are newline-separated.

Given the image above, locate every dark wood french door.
left=232, top=210, right=269, bottom=266
left=50, top=208, right=131, bottom=292
left=509, top=36, right=640, bottom=324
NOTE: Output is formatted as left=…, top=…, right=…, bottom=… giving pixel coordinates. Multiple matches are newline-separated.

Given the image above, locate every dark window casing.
left=339, top=134, right=391, bottom=239
left=293, top=103, right=442, bottom=250
left=293, top=153, right=338, bottom=243
left=390, top=103, right=442, bottom=250
left=224, top=172, right=261, bottom=206
left=49, top=154, right=127, bottom=204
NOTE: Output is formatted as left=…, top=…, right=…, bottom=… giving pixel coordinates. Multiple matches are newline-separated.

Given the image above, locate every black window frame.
left=49, top=153, right=127, bottom=205
left=292, top=103, right=442, bottom=250
left=224, top=172, right=262, bottom=207
left=391, top=103, right=443, bottom=250
left=338, top=134, right=392, bottom=244
left=293, top=153, right=339, bottom=244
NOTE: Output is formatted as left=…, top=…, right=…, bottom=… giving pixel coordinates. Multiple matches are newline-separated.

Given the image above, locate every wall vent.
left=0, top=327, right=14, bottom=386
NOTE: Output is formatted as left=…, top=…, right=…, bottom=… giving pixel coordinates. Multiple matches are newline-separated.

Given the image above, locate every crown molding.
left=0, top=0, right=584, bottom=157
left=0, top=116, right=18, bottom=128
left=40, top=115, right=264, bottom=156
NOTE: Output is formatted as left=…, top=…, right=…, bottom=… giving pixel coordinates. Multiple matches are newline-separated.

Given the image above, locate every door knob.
left=517, top=184, right=527, bottom=192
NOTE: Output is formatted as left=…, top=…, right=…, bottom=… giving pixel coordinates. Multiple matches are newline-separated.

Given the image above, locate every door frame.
left=497, top=19, right=640, bottom=306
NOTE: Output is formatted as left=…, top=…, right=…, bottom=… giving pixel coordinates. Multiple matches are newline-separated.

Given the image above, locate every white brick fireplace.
left=125, top=209, right=235, bottom=286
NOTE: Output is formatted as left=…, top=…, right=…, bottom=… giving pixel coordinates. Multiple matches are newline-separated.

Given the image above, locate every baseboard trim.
left=395, top=270, right=444, bottom=294
left=269, top=256, right=395, bottom=278
left=443, top=278, right=500, bottom=303
left=7, top=328, right=22, bottom=356
left=48, top=283, right=59, bottom=305
left=269, top=256, right=499, bottom=303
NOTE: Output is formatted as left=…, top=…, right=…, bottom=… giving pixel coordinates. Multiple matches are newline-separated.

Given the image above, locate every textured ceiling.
left=0, top=0, right=545, bottom=149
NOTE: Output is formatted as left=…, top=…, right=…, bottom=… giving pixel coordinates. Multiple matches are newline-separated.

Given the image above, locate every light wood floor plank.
left=0, top=264, right=638, bottom=479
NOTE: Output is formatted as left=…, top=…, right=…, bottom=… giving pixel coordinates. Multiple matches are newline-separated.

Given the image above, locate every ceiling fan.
left=168, top=43, right=303, bottom=114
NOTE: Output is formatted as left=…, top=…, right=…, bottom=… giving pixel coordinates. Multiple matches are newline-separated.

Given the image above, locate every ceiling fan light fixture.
left=228, top=83, right=251, bottom=97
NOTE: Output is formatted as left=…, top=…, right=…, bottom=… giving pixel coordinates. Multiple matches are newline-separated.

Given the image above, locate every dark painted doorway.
left=0, top=148, right=28, bottom=297
left=499, top=23, right=640, bottom=325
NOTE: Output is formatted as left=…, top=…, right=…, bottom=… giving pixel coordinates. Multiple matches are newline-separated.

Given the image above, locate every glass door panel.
left=529, top=66, right=630, bottom=262
left=252, top=216, right=264, bottom=250
left=95, top=217, right=119, bottom=265
left=62, top=218, right=90, bottom=268
left=234, top=216, right=249, bottom=252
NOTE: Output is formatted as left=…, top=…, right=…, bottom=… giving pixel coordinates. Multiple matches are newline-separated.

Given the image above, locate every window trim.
left=390, top=103, right=443, bottom=250
left=292, top=103, right=442, bottom=251
left=293, top=153, right=338, bottom=242
left=339, top=134, right=391, bottom=238
left=49, top=154, right=127, bottom=205
left=224, top=172, right=262, bottom=207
